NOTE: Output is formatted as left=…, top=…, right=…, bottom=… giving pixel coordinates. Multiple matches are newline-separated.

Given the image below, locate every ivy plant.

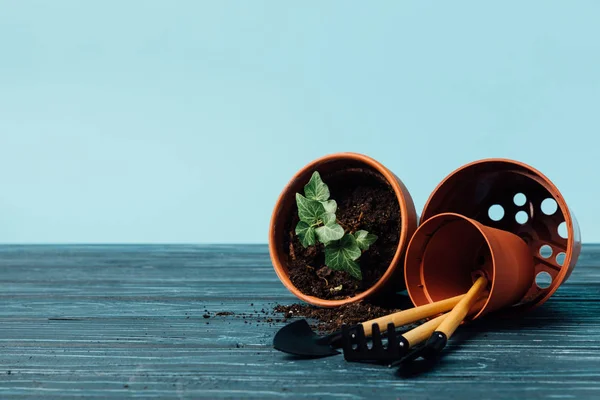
left=295, top=171, right=377, bottom=280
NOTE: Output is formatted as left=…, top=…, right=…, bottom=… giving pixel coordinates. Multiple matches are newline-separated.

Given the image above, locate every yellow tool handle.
left=359, top=294, right=463, bottom=337
left=402, top=313, right=448, bottom=347
left=436, top=276, right=488, bottom=339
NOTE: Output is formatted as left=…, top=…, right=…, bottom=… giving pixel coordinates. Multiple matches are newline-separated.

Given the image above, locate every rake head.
left=341, top=322, right=410, bottom=364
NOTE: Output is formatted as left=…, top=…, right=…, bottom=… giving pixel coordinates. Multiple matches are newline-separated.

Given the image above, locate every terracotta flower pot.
left=405, top=213, right=535, bottom=319
left=269, top=152, right=418, bottom=307
left=419, top=159, right=581, bottom=311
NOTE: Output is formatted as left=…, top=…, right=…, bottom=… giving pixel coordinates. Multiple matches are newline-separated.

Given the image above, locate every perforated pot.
left=268, top=153, right=418, bottom=307
left=419, top=159, right=581, bottom=311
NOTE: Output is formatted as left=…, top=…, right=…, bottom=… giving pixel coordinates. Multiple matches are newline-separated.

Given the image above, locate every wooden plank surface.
left=0, top=244, right=599, bottom=399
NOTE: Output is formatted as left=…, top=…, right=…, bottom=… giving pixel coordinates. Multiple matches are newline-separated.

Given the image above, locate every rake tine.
left=342, top=325, right=370, bottom=362
left=354, top=324, right=368, bottom=353
left=341, top=324, right=354, bottom=357
left=370, top=323, right=384, bottom=352
left=386, top=322, right=399, bottom=354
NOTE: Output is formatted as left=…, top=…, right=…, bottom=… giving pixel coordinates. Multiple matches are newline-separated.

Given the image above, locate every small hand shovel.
left=273, top=294, right=463, bottom=358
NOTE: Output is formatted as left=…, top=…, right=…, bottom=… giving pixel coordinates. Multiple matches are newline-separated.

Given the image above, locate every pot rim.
left=268, top=152, right=415, bottom=307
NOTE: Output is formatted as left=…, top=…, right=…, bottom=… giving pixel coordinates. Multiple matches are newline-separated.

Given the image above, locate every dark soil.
left=273, top=302, right=404, bottom=334
left=204, top=296, right=414, bottom=334
left=283, top=167, right=401, bottom=300
left=215, top=311, right=234, bottom=316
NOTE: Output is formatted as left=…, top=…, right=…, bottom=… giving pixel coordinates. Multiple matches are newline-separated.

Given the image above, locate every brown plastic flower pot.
left=405, top=213, right=535, bottom=319
left=419, top=159, right=581, bottom=311
left=269, top=152, right=418, bottom=307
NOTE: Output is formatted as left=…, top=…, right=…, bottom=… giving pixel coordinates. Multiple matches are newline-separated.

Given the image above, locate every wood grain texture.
left=0, top=244, right=599, bottom=399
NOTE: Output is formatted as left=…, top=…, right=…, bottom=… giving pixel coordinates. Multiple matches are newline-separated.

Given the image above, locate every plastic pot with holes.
left=415, top=159, right=581, bottom=313
left=405, top=213, right=535, bottom=319
left=269, top=153, right=418, bottom=307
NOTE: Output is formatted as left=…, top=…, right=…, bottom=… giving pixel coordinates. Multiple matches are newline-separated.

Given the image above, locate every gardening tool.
left=273, top=294, right=463, bottom=358
left=342, top=277, right=488, bottom=364
left=419, top=159, right=581, bottom=311
left=341, top=312, right=448, bottom=363
left=391, top=277, right=489, bottom=368
left=421, top=275, right=488, bottom=359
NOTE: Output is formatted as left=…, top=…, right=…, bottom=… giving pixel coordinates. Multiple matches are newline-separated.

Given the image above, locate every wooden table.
left=0, top=244, right=598, bottom=399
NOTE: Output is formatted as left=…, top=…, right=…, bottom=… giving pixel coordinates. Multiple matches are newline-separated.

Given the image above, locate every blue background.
left=1, top=1, right=598, bottom=243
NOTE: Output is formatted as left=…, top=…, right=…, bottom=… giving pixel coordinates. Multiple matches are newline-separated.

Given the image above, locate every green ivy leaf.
left=321, top=199, right=337, bottom=214
left=304, top=171, right=330, bottom=201
left=325, top=234, right=362, bottom=280
left=296, top=193, right=326, bottom=225
left=315, top=222, right=344, bottom=245
left=354, top=230, right=378, bottom=251
left=295, top=221, right=316, bottom=247
left=321, top=212, right=336, bottom=225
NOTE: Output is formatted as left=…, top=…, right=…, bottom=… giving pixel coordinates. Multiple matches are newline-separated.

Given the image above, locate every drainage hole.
left=558, top=222, right=568, bottom=239
left=541, top=198, right=558, bottom=216
left=513, top=193, right=527, bottom=206
left=488, top=204, right=505, bottom=221
left=535, top=271, right=553, bottom=289
left=556, top=252, right=566, bottom=266
left=515, top=210, right=529, bottom=224
left=539, top=245, right=553, bottom=258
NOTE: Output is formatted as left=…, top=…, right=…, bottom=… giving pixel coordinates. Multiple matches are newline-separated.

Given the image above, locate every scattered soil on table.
left=202, top=297, right=414, bottom=334
left=283, top=167, right=401, bottom=300
left=215, top=311, right=234, bottom=316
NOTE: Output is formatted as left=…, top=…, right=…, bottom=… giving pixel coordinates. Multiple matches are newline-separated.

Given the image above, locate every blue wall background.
left=1, top=1, right=599, bottom=243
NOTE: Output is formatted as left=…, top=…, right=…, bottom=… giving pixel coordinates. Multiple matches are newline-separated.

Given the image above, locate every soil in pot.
left=273, top=301, right=408, bottom=334
left=283, top=167, right=401, bottom=300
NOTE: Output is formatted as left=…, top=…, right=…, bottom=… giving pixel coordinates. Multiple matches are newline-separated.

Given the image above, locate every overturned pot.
left=269, top=153, right=417, bottom=307
left=418, top=159, right=581, bottom=312
left=405, top=213, right=535, bottom=320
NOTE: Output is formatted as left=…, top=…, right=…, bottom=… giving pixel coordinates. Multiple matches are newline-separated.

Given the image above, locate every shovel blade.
left=273, top=319, right=340, bottom=358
